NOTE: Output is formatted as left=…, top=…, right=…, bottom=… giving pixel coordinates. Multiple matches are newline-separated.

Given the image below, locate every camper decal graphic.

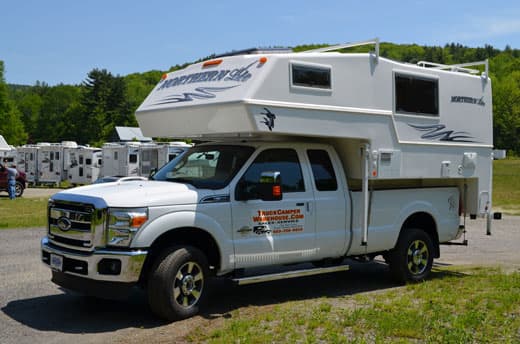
left=151, top=61, right=258, bottom=105
left=260, top=108, right=276, bottom=131
left=408, top=123, right=476, bottom=142
left=152, top=86, right=239, bottom=105
left=451, top=96, right=485, bottom=107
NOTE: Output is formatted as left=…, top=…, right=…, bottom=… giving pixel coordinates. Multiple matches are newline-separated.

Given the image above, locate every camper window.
left=129, top=154, right=138, bottom=163
left=395, top=73, right=438, bottom=116
left=291, top=63, right=331, bottom=89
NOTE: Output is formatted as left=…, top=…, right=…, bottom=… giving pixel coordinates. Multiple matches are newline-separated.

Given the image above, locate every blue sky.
left=1, top=0, right=519, bottom=86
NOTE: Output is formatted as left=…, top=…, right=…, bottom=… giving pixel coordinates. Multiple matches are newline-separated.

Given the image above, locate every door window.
left=307, top=149, right=338, bottom=191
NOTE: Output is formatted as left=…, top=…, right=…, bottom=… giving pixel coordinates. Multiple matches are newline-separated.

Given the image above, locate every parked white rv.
left=16, top=144, right=39, bottom=184
left=36, top=141, right=78, bottom=185
left=152, top=141, right=192, bottom=173
left=101, top=142, right=141, bottom=177
left=42, top=39, right=494, bottom=322
left=67, top=146, right=103, bottom=185
left=0, top=135, right=16, bottom=163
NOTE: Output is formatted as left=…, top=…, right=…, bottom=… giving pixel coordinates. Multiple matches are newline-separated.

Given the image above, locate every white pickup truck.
left=41, top=40, right=493, bottom=321
left=42, top=140, right=461, bottom=320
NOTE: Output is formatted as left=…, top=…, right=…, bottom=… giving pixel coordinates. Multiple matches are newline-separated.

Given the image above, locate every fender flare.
left=132, top=210, right=234, bottom=272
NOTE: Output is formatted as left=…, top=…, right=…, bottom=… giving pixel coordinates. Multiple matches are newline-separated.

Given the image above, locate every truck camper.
left=67, top=146, right=103, bottom=185
left=101, top=142, right=141, bottom=177
left=42, top=39, right=494, bottom=321
left=37, top=141, right=78, bottom=186
left=16, top=145, right=39, bottom=184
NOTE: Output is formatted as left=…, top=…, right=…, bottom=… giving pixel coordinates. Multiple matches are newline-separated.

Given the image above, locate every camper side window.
left=129, top=154, right=138, bottom=163
left=291, top=63, right=331, bottom=89
left=395, top=74, right=439, bottom=116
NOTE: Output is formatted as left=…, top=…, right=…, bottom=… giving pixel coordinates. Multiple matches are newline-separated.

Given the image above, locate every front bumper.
left=41, top=237, right=147, bottom=283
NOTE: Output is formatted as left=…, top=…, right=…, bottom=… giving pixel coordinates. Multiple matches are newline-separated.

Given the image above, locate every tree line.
left=1, top=42, right=520, bottom=154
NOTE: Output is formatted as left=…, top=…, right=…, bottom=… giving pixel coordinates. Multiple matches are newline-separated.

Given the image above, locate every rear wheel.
left=148, top=246, right=209, bottom=322
left=388, top=228, right=434, bottom=283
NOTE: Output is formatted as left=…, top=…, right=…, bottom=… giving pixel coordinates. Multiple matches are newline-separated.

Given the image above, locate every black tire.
left=147, top=246, right=209, bottom=322
left=15, top=181, right=24, bottom=197
left=388, top=228, right=434, bottom=283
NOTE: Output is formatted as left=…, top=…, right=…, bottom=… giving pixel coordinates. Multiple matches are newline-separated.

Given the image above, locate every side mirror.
left=149, top=168, right=157, bottom=178
left=235, top=171, right=283, bottom=201
left=258, top=171, right=282, bottom=201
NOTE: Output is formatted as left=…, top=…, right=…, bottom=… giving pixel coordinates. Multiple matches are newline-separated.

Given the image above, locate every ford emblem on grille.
left=57, top=217, right=72, bottom=231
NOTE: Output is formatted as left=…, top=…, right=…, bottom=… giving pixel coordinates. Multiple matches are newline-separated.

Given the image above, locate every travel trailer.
left=67, top=146, right=103, bottom=185
left=101, top=142, right=141, bottom=177
left=42, top=39, right=494, bottom=321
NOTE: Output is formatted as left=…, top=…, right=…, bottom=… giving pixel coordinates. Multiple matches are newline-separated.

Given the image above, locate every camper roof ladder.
left=303, top=38, right=380, bottom=62
left=417, top=59, right=489, bottom=78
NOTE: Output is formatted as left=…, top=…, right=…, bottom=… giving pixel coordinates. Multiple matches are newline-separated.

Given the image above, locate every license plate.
left=50, top=254, right=63, bottom=271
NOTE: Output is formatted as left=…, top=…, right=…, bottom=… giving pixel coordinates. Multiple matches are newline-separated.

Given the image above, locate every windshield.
left=152, top=144, right=254, bottom=189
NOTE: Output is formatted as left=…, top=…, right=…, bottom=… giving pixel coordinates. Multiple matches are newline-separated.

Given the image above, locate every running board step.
left=233, top=264, right=350, bottom=286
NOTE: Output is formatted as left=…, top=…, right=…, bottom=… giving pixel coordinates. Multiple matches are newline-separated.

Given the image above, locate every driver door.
left=231, top=148, right=317, bottom=269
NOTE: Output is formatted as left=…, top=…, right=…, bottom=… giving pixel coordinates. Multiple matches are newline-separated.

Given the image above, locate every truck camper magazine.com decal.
left=150, top=61, right=258, bottom=106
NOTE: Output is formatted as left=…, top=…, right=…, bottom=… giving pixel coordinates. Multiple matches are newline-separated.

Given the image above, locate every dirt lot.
left=22, top=187, right=60, bottom=199
left=0, top=216, right=519, bottom=344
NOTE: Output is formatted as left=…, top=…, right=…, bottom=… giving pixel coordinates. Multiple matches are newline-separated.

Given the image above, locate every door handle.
left=296, top=203, right=304, bottom=206
left=237, top=226, right=252, bottom=233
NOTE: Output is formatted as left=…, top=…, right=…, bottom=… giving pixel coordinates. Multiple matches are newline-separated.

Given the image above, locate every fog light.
left=98, top=258, right=121, bottom=275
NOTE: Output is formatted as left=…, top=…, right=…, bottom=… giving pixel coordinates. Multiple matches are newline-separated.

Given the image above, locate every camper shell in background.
left=37, top=141, right=78, bottom=186
left=67, top=146, right=103, bottom=185
left=16, top=145, right=39, bottom=185
left=155, top=141, right=192, bottom=170
left=101, top=142, right=141, bottom=177
left=0, top=135, right=16, bottom=164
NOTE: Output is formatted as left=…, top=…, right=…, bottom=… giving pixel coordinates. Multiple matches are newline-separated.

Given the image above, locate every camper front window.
left=291, top=63, right=331, bottom=89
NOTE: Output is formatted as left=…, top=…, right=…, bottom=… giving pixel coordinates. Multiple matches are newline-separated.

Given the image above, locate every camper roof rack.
left=302, top=38, right=380, bottom=61
left=213, top=47, right=293, bottom=58
left=417, top=60, right=489, bottom=77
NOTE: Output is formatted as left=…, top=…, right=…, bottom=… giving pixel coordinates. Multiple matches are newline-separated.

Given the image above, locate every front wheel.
left=147, top=246, right=209, bottom=322
left=388, top=228, right=434, bottom=283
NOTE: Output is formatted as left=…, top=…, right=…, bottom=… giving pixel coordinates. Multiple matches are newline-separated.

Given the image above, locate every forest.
left=1, top=42, right=519, bottom=154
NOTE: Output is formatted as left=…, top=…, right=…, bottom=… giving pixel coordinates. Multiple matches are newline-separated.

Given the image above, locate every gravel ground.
left=0, top=216, right=518, bottom=344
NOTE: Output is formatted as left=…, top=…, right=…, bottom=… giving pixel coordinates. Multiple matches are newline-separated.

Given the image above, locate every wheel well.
left=139, top=227, right=221, bottom=285
left=401, top=212, right=440, bottom=258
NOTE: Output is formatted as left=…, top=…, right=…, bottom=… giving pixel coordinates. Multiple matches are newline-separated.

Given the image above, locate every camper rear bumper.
left=41, top=237, right=147, bottom=284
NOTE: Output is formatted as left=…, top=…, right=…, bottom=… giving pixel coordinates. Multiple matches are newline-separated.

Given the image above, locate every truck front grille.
left=48, top=201, right=106, bottom=251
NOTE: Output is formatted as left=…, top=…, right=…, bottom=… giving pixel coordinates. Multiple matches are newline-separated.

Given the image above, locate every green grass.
left=0, top=196, right=48, bottom=229
left=493, top=159, right=520, bottom=215
left=187, top=268, right=520, bottom=343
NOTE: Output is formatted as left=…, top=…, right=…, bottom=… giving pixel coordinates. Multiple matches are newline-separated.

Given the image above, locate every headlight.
left=107, top=207, right=148, bottom=247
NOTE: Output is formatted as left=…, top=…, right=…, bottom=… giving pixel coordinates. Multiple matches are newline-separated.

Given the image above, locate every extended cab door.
left=231, top=147, right=317, bottom=269
left=305, top=148, right=349, bottom=259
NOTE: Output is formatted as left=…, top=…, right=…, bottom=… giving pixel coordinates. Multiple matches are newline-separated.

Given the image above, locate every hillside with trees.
left=1, top=42, right=519, bottom=154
